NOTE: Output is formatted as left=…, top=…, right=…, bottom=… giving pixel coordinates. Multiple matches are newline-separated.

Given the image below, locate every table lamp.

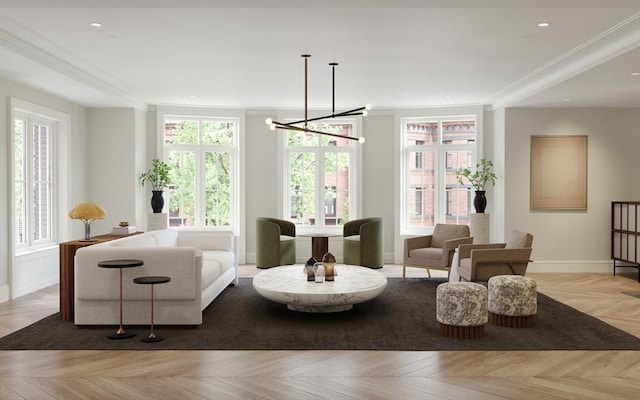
left=68, top=202, right=106, bottom=241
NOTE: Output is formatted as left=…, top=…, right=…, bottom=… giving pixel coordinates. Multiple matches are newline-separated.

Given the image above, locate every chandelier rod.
left=266, top=54, right=368, bottom=143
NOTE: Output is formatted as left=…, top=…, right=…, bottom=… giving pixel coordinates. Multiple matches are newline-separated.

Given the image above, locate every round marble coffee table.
left=253, top=265, right=387, bottom=313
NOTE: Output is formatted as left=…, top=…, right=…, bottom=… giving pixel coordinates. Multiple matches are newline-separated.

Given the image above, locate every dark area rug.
left=1, top=278, right=639, bottom=351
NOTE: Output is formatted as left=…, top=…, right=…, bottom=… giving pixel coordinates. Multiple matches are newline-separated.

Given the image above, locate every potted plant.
left=455, top=157, right=497, bottom=213
left=139, top=158, right=172, bottom=213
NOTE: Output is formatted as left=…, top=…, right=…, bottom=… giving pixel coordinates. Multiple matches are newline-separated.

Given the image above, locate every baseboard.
left=527, top=260, right=637, bottom=274
left=0, top=285, right=9, bottom=303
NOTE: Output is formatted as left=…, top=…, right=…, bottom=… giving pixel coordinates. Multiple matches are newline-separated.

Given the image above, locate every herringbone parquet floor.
left=1, top=265, right=638, bottom=400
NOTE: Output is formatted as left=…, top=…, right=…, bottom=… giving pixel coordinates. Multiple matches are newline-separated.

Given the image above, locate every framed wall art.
left=530, top=135, right=588, bottom=210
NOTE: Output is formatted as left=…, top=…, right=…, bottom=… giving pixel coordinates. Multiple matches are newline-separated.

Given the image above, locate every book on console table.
left=111, top=225, right=137, bottom=235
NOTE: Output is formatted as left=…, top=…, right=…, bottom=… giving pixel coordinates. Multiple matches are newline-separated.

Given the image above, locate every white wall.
left=504, top=107, right=640, bottom=273
left=0, top=78, right=88, bottom=301
left=87, top=108, right=141, bottom=235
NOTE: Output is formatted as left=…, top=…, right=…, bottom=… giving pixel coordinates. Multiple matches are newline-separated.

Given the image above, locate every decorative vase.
left=151, top=190, right=164, bottom=213
left=473, top=190, right=487, bottom=213
left=305, top=257, right=317, bottom=281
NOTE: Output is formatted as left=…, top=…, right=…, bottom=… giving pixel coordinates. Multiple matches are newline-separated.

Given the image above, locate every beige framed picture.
left=531, top=135, right=588, bottom=210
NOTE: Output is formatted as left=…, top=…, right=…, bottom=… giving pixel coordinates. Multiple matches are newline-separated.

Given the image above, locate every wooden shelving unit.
left=611, top=201, right=639, bottom=282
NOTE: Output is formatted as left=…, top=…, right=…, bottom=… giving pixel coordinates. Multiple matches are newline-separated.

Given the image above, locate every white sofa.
left=74, top=229, right=237, bottom=326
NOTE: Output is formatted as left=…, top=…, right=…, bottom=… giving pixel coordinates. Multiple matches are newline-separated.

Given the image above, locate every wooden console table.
left=59, top=232, right=142, bottom=321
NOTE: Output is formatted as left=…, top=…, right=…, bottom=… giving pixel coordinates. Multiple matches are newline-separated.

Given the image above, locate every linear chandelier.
left=265, top=54, right=370, bottom=143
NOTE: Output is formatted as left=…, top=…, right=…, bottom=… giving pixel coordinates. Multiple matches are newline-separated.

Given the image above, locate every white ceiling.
left=1, top=0, right=639, bottom=111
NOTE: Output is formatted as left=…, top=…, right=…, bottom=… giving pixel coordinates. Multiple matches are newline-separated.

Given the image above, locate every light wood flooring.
left=0, top=265, right=639, bottom=400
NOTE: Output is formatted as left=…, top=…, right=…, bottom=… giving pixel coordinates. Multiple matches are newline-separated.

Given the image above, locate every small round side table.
left=133, top=276, right=171, bottom=342
left=97, top=259, right=143, bottom=340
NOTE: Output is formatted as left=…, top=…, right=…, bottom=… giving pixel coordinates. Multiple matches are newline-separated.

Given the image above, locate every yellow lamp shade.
left=68, top=202, right=106, bottom=222
left=69, top=202, right=106, bottom=241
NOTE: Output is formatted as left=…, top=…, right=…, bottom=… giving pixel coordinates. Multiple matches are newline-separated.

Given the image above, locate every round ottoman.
left=488, top=275, right=537, bottom=328
left=436, top=282, right=488, bottom=339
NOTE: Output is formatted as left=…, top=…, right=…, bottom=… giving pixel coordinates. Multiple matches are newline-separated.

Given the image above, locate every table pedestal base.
left=287, top=304, right=353, bottom=313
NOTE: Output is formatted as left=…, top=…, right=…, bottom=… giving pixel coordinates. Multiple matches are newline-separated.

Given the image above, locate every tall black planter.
left=151, top=190, right=164, bottom=213
left=473, top=190, right=487, bottom=213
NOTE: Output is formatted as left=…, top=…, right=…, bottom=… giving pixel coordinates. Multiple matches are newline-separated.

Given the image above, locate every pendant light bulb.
left=265, top=118, right=273, bottom=125
left=365, top=104, right=372, bottom=111
left=358, top=137, right=366, bottom=144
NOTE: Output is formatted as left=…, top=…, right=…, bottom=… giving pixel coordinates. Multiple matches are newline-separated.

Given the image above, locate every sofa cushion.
left=150, top=229, right=179, bottom=247
left=201, top=260, right=221, bottom=290
left=108, top=234, right=157, bottom=247
left=178, top=231, right=233, bottom=251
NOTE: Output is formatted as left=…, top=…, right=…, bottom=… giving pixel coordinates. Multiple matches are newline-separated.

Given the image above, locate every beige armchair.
left=457, top=230, right=534, bottom=282
left=256, top=217, right=296, bottom=269
left=403, top=224, right=473, bottom=280
left=343, top=217, right=384, bottom=269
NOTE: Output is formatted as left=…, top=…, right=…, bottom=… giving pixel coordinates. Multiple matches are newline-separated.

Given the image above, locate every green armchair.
left=343, top=217, right=384, bottom=269
left=256, top=217, right=296, bottom=269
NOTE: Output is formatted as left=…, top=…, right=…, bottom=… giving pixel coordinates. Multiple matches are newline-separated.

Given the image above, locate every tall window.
left=401, top=116, right=476, bottom=234
left=13, top=112, right=55, bottom=249
left=283, top=119, right=360, bottom=229
left=163, top=115, right=240, bottom=230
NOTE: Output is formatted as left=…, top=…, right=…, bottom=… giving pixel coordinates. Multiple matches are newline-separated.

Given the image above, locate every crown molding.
left=487, top=12, right=640, bottom=110
left=0, top=13, right=147, bottom=111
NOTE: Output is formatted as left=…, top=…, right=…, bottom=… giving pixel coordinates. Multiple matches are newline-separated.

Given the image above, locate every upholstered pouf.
left=436, top=282, right=488, bottom=339
left=488, top=275, right=537, bottom=328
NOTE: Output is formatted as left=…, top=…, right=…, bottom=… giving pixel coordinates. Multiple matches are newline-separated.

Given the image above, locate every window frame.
left=10, top=98, right=70, bottom=254
left=396, top=106, right=483, bottom=237
left=157, top=106, right=244, bottom=235
left=277, top=111, right=363, bottom=233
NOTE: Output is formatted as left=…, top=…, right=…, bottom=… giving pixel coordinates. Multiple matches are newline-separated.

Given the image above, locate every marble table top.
left=253, top=265, right=388, bottom=313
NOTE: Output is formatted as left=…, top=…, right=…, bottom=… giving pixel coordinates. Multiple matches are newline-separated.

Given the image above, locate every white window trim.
left=394, top=105, right=483, bottom=262
left=156, top=105, right=245, bottom=237
left=9, top=98, right=70, bottom=255
left=276, top=110, right=363, bottom=234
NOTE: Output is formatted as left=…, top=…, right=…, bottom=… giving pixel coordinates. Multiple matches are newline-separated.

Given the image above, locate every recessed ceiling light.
left=631, top=72, right=640, bottom=76
left=90, top=22, right=103, bottom=27
left=563, top=98, right=571, bottom=102
left=538, top=22, right=551, bottom=27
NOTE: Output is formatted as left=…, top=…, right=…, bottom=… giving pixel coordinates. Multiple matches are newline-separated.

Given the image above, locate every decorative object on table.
left=455, top=157, right=497, bottom=213
left=305, top=257, right=317, bottom=281
left=265, top=54, right=369, bottom=144
left=322, top=252, right=336, bottom=281
left=138, top=158, right=172, bottom=213
left=111, top=225, right=136, bottom=235
left=68, top=202, right=106, bottom=242
left=119, top=221, right=129, bottom=227
left=314, top=262, right=325, bottom=283
left=133, top=276, right=172, bottom=342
